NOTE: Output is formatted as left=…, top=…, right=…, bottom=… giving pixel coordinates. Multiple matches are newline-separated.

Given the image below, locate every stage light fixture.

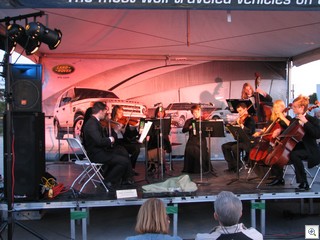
left=26, top=22, right=62, bottom=50
left=0, top=34, right=16, bottom=54
left=7, top=23, right=40, bottom=55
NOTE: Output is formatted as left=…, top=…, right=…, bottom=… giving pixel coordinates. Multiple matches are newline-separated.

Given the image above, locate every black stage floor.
left=44, top=159, right=320, bottom=202
left=1, top=159, right=320, bottom=240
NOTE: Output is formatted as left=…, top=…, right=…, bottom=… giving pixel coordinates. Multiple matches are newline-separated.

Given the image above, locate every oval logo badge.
left=52, top=64, right=75, bottom=75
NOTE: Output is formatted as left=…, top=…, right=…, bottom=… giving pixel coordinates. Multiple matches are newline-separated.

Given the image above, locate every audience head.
left=214, top=191, right=242, bottom=227
left=135, top=198, right=170, bottom=234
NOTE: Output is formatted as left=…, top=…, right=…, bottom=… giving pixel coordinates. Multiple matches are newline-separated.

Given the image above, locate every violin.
left=100, top=118, right=120, bottom=129
left=116, top=116, right=139, bottom=127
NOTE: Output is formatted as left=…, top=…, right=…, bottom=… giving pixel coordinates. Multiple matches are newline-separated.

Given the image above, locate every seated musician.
left=252, top=99, right=291, bottom=186
left=289, top=95, right=320, bottom=190
left=82, top=102, right=134, bottom=190
left=241, top=82, right=273, bottom=122
left=182, top=104, right=214, bottom=174
left=111, top=105, right=141, bottom=176
left=222, top=103, right=256, bottom=173
left=147, top=106, right=172, bottom=174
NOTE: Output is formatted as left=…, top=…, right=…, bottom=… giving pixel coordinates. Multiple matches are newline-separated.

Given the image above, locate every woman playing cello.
left=289, top=95, right=320, bottom=190
left=251, top=100, right=291, bottom=186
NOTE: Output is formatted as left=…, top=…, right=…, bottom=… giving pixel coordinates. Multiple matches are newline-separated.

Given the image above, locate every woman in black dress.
left=182, top=104, right=212, bottom=173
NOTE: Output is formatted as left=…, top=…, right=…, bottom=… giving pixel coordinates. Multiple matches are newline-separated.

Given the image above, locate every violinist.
left=111, top=105, right=141, bottom=176
left=182, top=104, right=214, bottom=174
left=252, top=100, right=291, bottom=186
left=289, top=95, right=320, bottom=190
left=82, top=102, right=134, bottom=190
left=222, top=103, right=256, bottom=173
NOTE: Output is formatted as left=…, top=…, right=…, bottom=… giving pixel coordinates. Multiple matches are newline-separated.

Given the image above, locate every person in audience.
left=111, top=105, right=141, bottom=176
left=82, top=102, right=133, bottom=191
left=222, top=103, right=256, bottom=173
left=126, top=198, right=182, bottom=240
left=147, top=106, right=172, bottom=174
left=182, top=104, right=214, bottom=174
left=196, top=191, right=263, bottom=240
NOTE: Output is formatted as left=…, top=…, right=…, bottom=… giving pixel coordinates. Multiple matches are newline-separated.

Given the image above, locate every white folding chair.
left=65, top=137, right=108, bottom=193
left=283, top=163, right=319, bottom=188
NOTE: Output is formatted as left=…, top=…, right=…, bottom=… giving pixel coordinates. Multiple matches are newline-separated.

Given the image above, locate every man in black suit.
left=82, top=102, right=133, bottom=190
left=290, top=95, right=320, bottom=190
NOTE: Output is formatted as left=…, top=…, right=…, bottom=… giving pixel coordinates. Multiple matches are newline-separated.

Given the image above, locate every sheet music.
left=138, top=121, right=153, bottom=143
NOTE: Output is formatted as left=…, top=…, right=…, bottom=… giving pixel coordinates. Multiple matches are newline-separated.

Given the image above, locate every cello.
left=264, top=119, right=305, bottom=168
left=249, top=104, right=291, bottom=162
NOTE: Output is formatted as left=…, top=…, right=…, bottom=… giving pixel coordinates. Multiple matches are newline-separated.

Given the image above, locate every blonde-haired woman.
left=126, top=198, right=182, bottom=240
left=252, top=99, right=291, bottom=186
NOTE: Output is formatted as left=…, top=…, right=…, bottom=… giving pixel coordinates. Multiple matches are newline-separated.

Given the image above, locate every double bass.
left=253, top=73, right=272, bottom=124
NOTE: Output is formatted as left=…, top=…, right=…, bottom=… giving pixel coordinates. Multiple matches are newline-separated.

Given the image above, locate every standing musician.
left=82, top=102, right=134, bottom=190
left=182, top=104, right=214, bottom=174
left=111, top=105, right=141, bottom=176
left=251, top=100, right=291, bottom=186
left=222, top=103, right=256, bottom=173
left=289, top=95, right=320, bottom=190
left=241, top=82, right=273, bottom=123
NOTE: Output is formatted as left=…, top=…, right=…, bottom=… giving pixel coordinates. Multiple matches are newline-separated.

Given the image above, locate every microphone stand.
left=159, top=106, right=164, bottom=180
left=195, top=104, right=210, bottom=185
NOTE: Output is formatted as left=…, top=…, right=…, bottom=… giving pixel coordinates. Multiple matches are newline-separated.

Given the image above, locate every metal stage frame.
left=1, top=184, right=319, bottom=239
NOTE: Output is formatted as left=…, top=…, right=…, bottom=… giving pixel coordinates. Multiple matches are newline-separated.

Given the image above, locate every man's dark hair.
left=236, top=103, right=247, bottom=110
left=92, top=102, right=106, bottom=114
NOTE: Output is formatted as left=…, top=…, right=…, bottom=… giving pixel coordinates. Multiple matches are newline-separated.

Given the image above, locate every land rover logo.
left=52, top=64, right=75, bottom=75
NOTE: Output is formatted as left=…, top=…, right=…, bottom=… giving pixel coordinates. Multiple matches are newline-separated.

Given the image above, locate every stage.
left=1, top=159, right=319, bottom=239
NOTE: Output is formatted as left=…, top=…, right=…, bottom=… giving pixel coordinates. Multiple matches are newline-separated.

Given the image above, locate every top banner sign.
left=3, top=0, right=320, bottom=10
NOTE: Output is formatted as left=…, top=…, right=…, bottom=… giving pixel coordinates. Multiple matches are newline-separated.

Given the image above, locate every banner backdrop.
left=1, top=0, right=320, bottom=10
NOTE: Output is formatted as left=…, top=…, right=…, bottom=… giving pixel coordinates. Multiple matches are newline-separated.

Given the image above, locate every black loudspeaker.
left=4, top=112, right=45, bottom=201
left=10, top=64, right=42, bottom=112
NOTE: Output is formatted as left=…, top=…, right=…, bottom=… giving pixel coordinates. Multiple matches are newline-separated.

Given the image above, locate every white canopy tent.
left=0, top=8, right=320, bottom=65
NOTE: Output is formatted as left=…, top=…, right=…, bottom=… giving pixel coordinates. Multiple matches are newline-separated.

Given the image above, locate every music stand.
left=225, top=124, right=252, bottom=185
left=226, top=99, right=255, bottom=116
left=144, top=117, right=171, bottom=180
left=196, top=119, right=225, bottom=175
